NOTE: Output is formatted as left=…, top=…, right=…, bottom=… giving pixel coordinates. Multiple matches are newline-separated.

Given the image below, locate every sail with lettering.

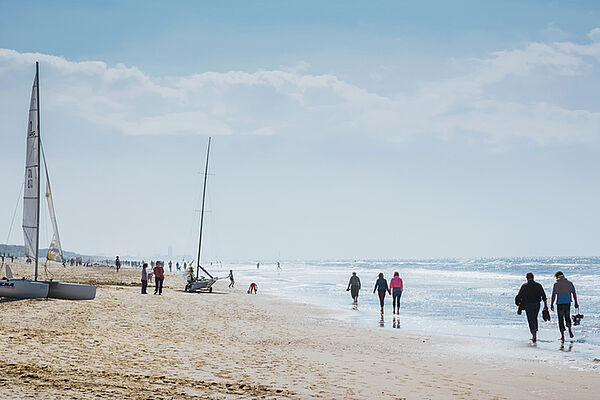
left=23, top=67, right=40, bottom=263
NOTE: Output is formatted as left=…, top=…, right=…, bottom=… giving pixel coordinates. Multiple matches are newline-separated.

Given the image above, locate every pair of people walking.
left=373, top=272, right=403, bottom=314
left=346, top=272, right=403, bottom=314
left=141, top=261, right=164, bottom=295
left=515, top=271, right=579, bottom=343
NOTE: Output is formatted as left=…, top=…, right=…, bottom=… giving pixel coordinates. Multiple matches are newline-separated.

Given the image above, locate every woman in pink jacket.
left=389, top=272, right=403, bottom=315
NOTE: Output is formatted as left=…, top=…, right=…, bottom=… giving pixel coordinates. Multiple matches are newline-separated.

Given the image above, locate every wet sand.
left=1, top=260, right=599, bottom=399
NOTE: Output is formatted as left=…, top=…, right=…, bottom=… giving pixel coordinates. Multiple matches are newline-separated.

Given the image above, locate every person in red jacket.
left=389, top=272, right=404, bottom=315
left=153, top=261, right=165, bottom=295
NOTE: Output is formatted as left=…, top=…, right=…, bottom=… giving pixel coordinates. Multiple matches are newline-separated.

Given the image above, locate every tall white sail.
left=44, top=153, right=64, bottom=263
left=23, top=68, right=39, bottom=261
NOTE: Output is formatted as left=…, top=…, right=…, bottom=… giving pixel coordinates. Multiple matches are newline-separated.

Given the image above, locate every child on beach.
left=228, top=270, right=235, bottom=288
left=248, top=282, right=258, bottom=294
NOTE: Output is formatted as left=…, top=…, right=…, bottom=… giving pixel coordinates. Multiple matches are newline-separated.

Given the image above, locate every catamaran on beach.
left=0, top=63, right=95, bottom=300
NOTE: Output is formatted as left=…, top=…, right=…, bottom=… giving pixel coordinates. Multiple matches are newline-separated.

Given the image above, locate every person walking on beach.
left=389, top=272, right=403, bottom=315
left=168, top=260, right=172, bottom=272
left=153, top=261, right=164, bottom=295
left=373, top=273, right=390, bottom=314
left=228, top=269, right=235, bottom=288
left=346, top=272, right=361, bottom=305
left=550, top=271, right=579, bottom=342
left=115, top=256, right=121, bottom=272
left=141, top=263, right=148, bottom=294
left=515, top=272, right=548, bottom=343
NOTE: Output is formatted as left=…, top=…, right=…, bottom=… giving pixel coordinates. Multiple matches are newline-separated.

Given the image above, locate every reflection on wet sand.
left=560, top=342, right=574, bottom=352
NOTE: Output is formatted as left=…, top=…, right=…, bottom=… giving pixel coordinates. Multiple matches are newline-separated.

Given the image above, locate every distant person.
left=373, top=273, right=390, bottom=314
left=248, top=282, right=258, bottom=294
left=257, top=262, right=260, bottom=269
left=176, top=261, right=180, bottom=271
left=168, top=260, right=172, bottom=272
left=228, top=269, right=235, bottom=288
left=186, top=264, right=195, bottom=283
left=346, top=272, right=361, bottom=305
left=515, top=272, right=548, bottom=343
left=115, top=256, right=120, bottom=271
left=389, top=272, right=403, bottom=315
left=153, top=261, right=164, bottom=295
left=277, top=262, right=281, bottom=271
left=551, top=271, right=579, bottom=342
left=141, top=263, right=148, bottom=294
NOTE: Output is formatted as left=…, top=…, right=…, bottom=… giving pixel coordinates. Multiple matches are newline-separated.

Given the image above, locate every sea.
left=210, top=257, right=600, bottom=370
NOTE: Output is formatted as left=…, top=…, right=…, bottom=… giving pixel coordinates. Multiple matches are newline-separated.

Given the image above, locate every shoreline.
left=1, top=262, right=599, bottom=399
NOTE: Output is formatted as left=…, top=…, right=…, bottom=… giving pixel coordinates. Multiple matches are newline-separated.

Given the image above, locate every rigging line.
left=5, top=181, right=25, bottom=248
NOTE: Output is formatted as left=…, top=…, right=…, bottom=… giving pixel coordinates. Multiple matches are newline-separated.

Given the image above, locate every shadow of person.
left=379, top=313, right=385, bottom=328
left=393, top=316, right=401, bottom=329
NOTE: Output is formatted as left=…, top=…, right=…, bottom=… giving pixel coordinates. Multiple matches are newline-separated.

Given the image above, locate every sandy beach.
left=1, top=260, right=599, bottom=399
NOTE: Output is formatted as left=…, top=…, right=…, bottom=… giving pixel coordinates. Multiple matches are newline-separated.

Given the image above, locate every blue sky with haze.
left=1, top=1, right=600, bottom=260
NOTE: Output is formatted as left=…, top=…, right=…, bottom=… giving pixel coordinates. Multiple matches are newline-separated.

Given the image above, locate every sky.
left=1, top=0, right=600, bottom=261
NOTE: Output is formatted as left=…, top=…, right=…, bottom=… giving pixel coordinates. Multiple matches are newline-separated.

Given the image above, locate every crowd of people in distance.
left=0, top=253, right=15, bottom=263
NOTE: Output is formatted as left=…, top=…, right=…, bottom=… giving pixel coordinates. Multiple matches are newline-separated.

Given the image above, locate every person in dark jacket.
left=346, top=272, right=361, bottom=305
left=141, top=263, right=148, bottom=294
left=515, top=272, right=548, bottom=343
left=373, top=273, right=391, bottom=314
left=153, top=261, right=164, bottom=295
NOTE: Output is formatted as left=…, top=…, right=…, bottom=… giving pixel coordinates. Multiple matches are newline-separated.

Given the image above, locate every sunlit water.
left=195, top=257, right=600, bottom=369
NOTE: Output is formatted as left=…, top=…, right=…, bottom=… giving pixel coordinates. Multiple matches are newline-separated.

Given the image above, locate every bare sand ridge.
left=0, top=261, right=598, bottom=399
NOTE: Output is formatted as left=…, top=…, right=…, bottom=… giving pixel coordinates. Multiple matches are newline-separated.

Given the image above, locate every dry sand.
left=1, top=260, right=599, bottom=399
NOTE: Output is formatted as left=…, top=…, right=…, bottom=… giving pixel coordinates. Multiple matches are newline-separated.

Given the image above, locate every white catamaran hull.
left=185, top=278, right=217, bottom=293
left=0, top=279, right=49, bottom=299
left=47, top=281, right=96, bottom=300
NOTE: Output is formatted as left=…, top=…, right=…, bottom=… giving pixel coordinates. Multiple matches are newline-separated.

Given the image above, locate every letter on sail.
left=23, top=69, right=39, bottom=261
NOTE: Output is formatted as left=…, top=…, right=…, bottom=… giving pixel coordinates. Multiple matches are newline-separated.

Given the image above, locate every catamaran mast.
left=34, top=61, right=41, bottom=281
left=196, top=137, right=213, bottom=279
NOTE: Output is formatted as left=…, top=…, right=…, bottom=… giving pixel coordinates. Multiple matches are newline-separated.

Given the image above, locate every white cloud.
left=2, top=30, right=600, bottom=146
left=587, top=27, right=600, bottom=42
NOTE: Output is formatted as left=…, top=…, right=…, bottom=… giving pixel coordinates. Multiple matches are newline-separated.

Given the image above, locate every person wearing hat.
left=550, top=271, right=579, bottom=342
left=515, top=272, right=548, bottom=343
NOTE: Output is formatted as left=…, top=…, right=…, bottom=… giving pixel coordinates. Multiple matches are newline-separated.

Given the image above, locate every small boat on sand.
left=184, top=137, right=219, bottom=293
